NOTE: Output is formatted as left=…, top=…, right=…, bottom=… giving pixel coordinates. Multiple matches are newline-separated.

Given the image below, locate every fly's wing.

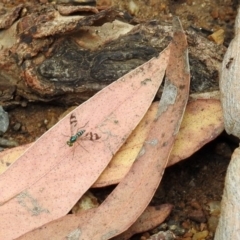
left=69, top=113, right=98, bottom=140
left=84, top=132, right=101, bottom=141
left=69, top=112, right=78, bottom=136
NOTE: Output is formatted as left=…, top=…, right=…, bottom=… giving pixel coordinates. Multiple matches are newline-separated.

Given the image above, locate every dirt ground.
left=2, top=0, right=239, bottom=239
left=108, top=0, right=238, bottom=45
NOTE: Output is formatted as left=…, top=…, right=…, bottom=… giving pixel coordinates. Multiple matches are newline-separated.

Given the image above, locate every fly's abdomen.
left=76, top=130, right=85, bottom=137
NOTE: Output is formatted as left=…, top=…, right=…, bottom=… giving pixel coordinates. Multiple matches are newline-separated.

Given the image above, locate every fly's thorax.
left=67, top=135, right=77, bottom=147
left=66, top=129, right=86, bottom=147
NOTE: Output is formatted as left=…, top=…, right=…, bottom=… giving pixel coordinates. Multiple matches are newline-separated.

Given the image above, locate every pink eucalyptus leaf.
left=112, top=204, right=173, bottom=240
left=93, top=98, right=223, bottom=187
left=16, top=204, right=173, bottom=240
left=0, top=42, right=170, bottom=239
left=72, top=16, right=190, bottom=240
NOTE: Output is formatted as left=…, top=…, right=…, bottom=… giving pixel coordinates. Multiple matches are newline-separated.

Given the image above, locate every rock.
left=216, top=5, right=240, bottom=240
left=0, top=106, right=9, bottom=134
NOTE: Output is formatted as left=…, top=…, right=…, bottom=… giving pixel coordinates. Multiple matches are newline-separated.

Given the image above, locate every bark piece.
left=0, top=2, right=225, bottom=107
left=0, top=4, right=23, bottom=29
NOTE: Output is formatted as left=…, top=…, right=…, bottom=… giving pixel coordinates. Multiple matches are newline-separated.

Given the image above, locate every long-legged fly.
left=66, top=113, right=101, bottom=148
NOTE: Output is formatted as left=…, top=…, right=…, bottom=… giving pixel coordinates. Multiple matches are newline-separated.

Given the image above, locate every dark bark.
left=0, top=2, right=226, bottom=107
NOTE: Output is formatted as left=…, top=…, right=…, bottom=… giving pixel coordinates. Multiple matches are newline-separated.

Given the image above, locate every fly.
left=66, top=112, right=101, bottom=148
left=66, top=113, right=87, bottom=147
left=67, top=129, right=86, bottom=147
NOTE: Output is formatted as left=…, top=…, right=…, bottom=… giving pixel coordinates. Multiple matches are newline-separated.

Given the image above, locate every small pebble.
left=207, top=200, right=221, bottom=216
left=0, top=106, right=9, bottom=135
left=183, top=231, right=193, bottom=238
left=192, top=230, right=209, bottom=240
left=20, top=100, right=28, bottom=107
left=0, top=137, right=18, bottom=147
left=21, top=125, right=26, bottom=132
left=186, top=0, right=193, bottom=6
left=182, top=220, right=191, bottom=229
left=46, top=114, right=59, bottom=130
left=168, top=220, right=185, bottom=236
left=208, top=215, right=219, bottom=233
left=189, top=178, right=196, bottom=187
left=188, top=209, right=207, bottom=223
left=71, top=191, right=99, bottom=214
left=157, top=223, right=168, bottom=231
left=128, top=0, right=139, bottom=15
left=210, top=8, right=219, bottom=19
left=190, top=200, right=202, bottom=210
left=13, top=122, right=21, bottom=131
left=147, top=230, right=175, bottom=240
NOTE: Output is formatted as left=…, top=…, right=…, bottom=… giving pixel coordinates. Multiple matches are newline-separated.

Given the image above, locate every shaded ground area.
left=150, top=137, right=233, bottom=239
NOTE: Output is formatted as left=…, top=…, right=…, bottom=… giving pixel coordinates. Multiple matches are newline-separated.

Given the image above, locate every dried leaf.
left=0, top=36, right=170, bottom=239
left=93, top=99, right=223, bottom=187
left=16, top=205, right=172, bottom=240
left=112, top=204, right=173, bottom=240
left=72, top=16, right=190, bottom=240
left=94, top=101, right=159, bottom=187
left=168, top=99, right=223, bottom=166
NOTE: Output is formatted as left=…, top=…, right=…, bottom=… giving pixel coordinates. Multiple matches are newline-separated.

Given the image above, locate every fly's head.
left=67, top=135, right=77, bottom=147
